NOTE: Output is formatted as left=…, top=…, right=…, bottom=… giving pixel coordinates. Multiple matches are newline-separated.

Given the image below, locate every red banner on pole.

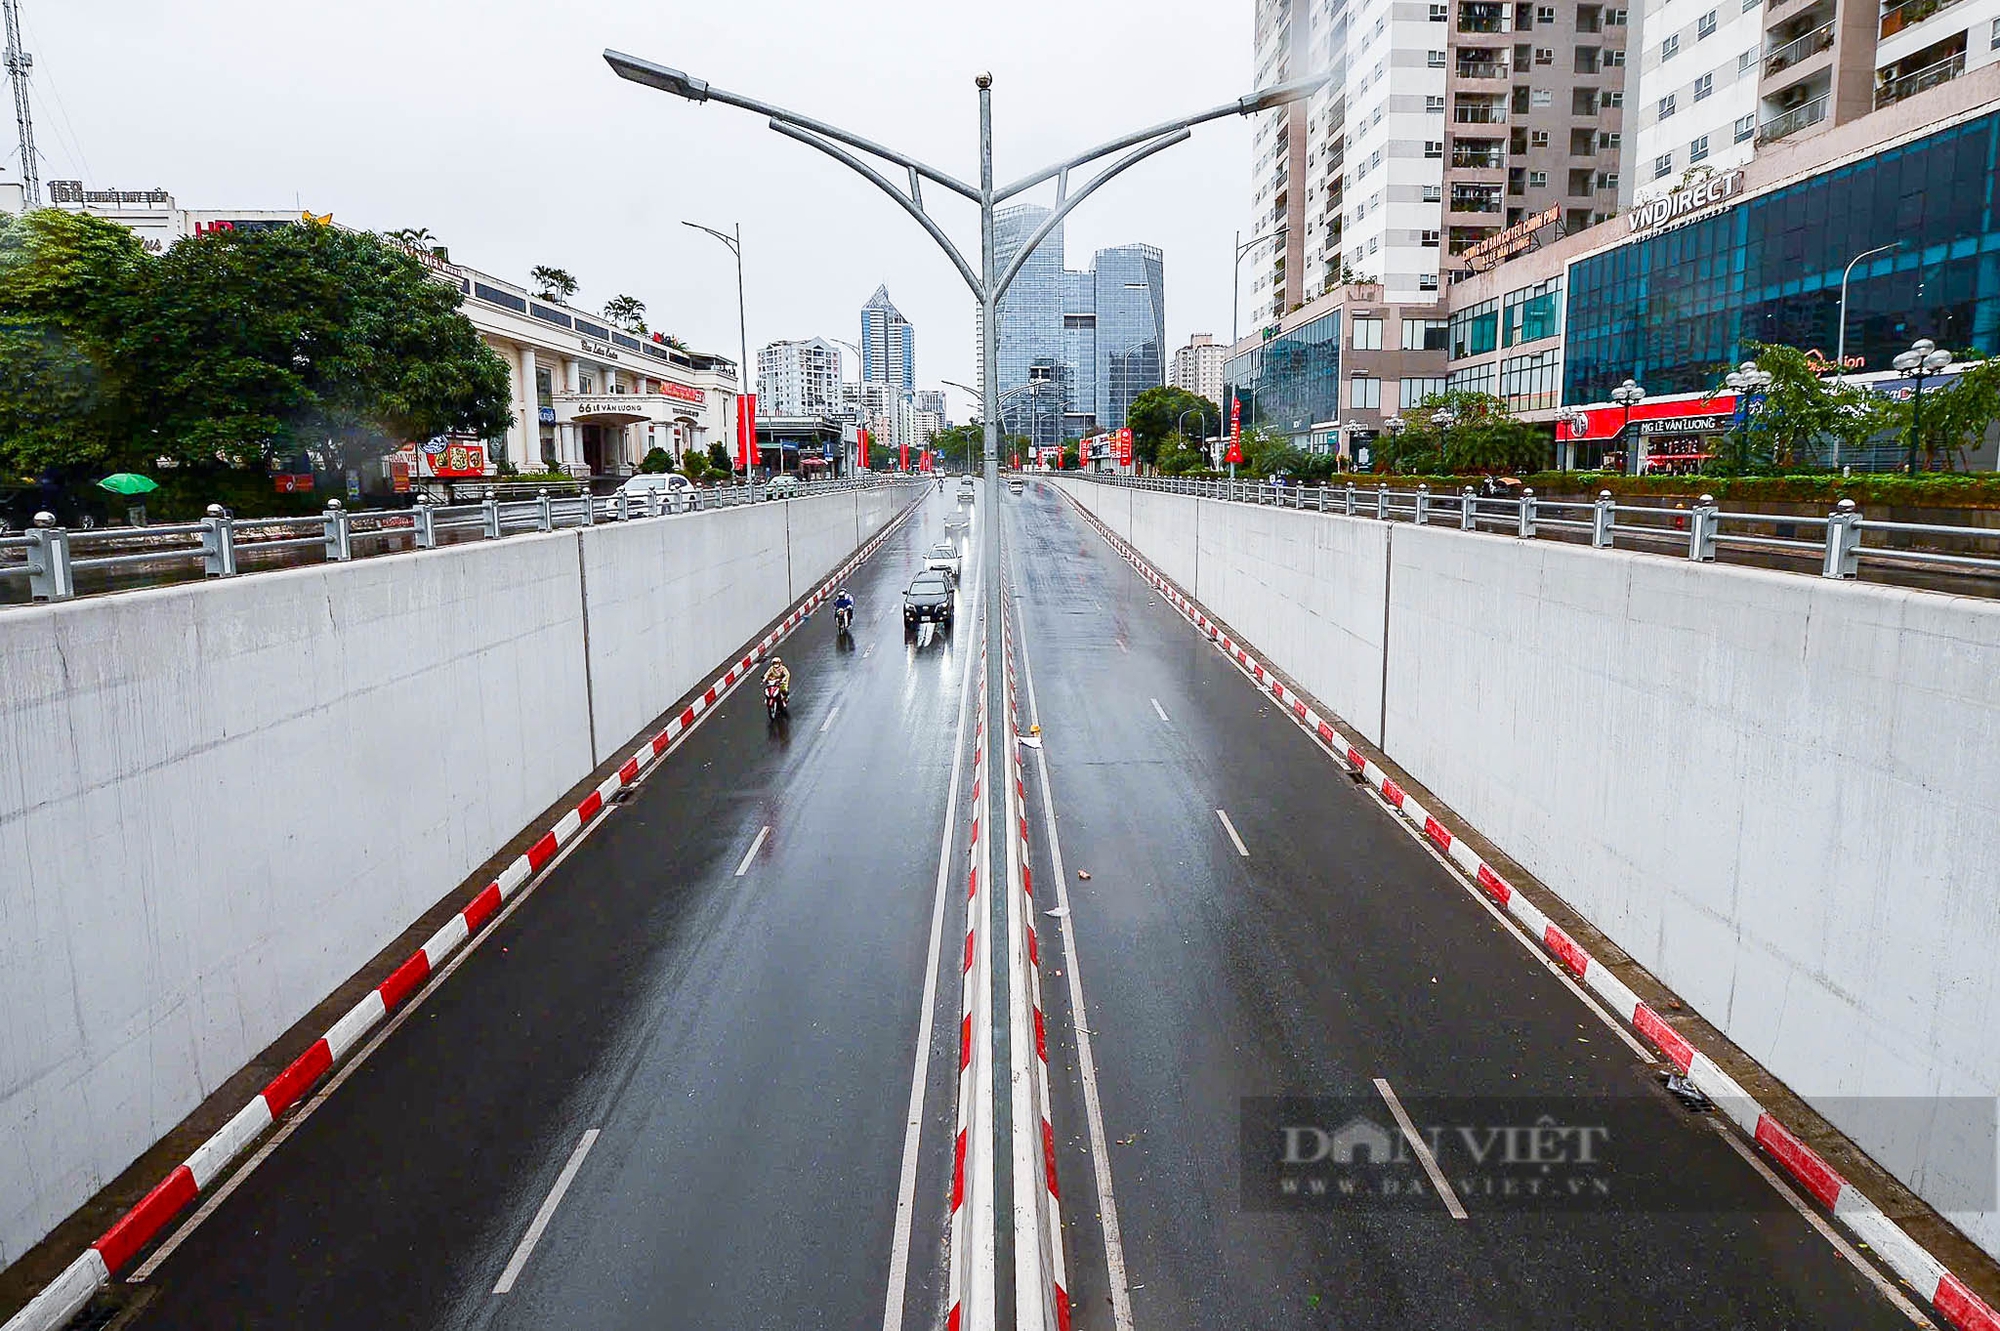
left=1118, top=427, right=1133, bottom=467
left=918, top=449, right=932, bottom=473
left=900, top=439, right=909, bottom=471
left=737, top=394, right=760, bottom=469
left=1225, top=398, right=1244, bottom=465
left=858, top=428, right=869, bottom=470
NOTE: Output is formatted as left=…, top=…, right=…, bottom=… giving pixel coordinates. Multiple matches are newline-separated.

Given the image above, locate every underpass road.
left=124, top=489, right=981, bottom=1331
left=1002, top=478, right=1926, bottom=1331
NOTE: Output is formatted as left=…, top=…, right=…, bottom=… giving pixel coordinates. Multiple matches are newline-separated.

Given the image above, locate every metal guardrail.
left=1062, top=475, right=2000, bottom=587
left=0, top=477, right=905, bottom=605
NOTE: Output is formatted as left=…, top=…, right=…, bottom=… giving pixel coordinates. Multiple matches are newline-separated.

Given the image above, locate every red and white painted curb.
left=2, top=491, right=926, bottom=1331
left=1002, top=601, right=1071, bottom=1330
left=946, top=629, right=991, bottom=1331
left=1051, top=484, right=2000, bottom=1331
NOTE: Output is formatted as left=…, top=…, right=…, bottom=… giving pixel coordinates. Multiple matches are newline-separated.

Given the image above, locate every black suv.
left=903, top=571, right=954, bottom=632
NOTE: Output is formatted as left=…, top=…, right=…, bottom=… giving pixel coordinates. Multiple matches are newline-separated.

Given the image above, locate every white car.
left=618, top=472, right=693, bottom=510
left=924, top=541, right=962, bottom=581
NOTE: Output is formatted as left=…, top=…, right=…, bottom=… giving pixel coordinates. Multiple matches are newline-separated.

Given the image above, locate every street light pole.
left=684, top=220, right=751, bottom=486
left=830, top=337, right=864, bottom=475
left=1232, top=224, right=1288, bottom=348
left=1836, top=241, right=1899, bottom=387
left=1893, top=337, right=1952, bottom=474
left=1611, top=378, right=1645, bottom=475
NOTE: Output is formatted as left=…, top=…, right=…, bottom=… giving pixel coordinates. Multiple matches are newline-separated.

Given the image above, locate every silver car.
left=924, top=541, right=963, bottom=582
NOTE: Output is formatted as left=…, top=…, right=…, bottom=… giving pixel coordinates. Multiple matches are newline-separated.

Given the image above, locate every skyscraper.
left=861, top=285, right=916, bottom=392
left=1094, top=245, right=1166, bottom=430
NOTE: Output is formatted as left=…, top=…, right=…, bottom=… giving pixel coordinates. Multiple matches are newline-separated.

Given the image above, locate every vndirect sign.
left=1628, top=171, right=1745, bottom=234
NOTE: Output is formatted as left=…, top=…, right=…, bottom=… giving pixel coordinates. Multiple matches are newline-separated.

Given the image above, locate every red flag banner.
left=858, top=428, right=869, bottom=470
left=1118, top=427, right=1133, bottom=467
left=737, top=394, right=760, bottom=469
left=1226, top=399, right=1244, bottom=465
left=900, top=439, right=909, bottom=471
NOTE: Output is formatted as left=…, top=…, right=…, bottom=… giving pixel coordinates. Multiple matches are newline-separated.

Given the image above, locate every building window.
left=1574, top=87, right=1600, bottom=114
left=1427, top=94, right=1447, bottom=111
left=1734, top=112, right=1756, bottom=141
left=1529, top=169, right=1549, bottom=186
left=1695, top=72, right=1713, bottom=100
left=1991, top=14, right=1999, bottom=46
left=1536, top=46, right=1555, bottom=63
left=1424, top=139, right=1445, bottom=157
left=1449, top=297, right=1501, bottom=357
left=1531, top=88, right=1554, bottom=106
left=1422, top=183, right=1443, bottom=201
left=1401, top=375, right=1448, bottom=406
left=1597, top=170, right=1619, bottom=189
left=1698, top=9, right=1718, bottom=36
left=1606, top=48, right=1626, bottom=65
left=1429, top=48, right=1448, bottom=65
left=1606, top=5, right=1628, bottom=20
left=1690, top=134, right=1710, bottom=162
left=1431, top=2, right=1449, bottom=16
left=1421, top=228, right=1443, bottom=247
left=1353, top=317, right=1386, bottom=349
left=1599, top=130, right=1622, bottom=149
left=1350, top=376, right=1383, bottom=409
left=1659, top=93, right=1677, bottom=119
left=1419, top=273, right=1441, bottom=290
left=1741, top=0, right=1757, bottom=11
left=1537, top=4, right=1556, bottom=20
left=1604, top=89, right=1624, bottom=106
left=1500, top=347, right=1562, bottom=410
left=1654, top=151, right=1674, bottom=177
left=1404, top=318, right=1450, bottom=350
left=1739, top=48, right=1757, bottom=73
left=1531, top=129, right=1551, bottom=146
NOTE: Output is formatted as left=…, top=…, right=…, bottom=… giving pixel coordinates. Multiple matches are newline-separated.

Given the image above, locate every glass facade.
left=995, top=205, right=1066, bottom=448
left=1094, top=245, right=1166, bottom=430
left=1223, top=310, right=1343, bottom=438
left=861, top=286, right=916, bottom=393
left=1565, top=111, right=2000, bottom=404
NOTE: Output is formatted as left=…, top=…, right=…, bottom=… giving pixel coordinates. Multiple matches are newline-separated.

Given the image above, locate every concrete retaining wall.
left=0, top=484, right=914, bottom=1267
left=1049, top=476, right=2000, bottom=1257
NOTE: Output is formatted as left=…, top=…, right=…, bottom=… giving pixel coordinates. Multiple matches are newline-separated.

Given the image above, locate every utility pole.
left=3, top=0, right=39, bottom=208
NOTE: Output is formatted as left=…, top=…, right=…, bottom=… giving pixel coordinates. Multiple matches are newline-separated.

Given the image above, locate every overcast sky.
left=17, top=0, right=1254, bottom=420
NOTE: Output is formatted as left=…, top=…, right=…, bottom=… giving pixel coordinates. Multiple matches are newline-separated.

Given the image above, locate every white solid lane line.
left=820, top=703, right=841, bottom=735
left=1705, top=1122, right=1934, bottom=1327
left=880, top=567, right=982, bottom=1331
left=734, top=825, right=771, bottom=878
left=1012, top=592, right=1137, bottom=1331
left=1150, top=697, right=1169, bottom=724
left=492, top=1128, right=601, bottom=1294
left=1216, top=808, right=1250, bottom=858
left=1372, top=1079, right=1468, bottom=1221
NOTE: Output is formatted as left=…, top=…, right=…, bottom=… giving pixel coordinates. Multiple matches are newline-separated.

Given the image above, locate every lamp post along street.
left=609, top=52, right=1330, bottom=1330
left=684, top=220, right=751, bottom=485
left=1893, top=338, right=1952, bottom=473
left=1833, top=241, right=1900, bottom=473
left=1611, top=378, right=1645, bottom=475
left=1232, top=224, right=1287, bottom=348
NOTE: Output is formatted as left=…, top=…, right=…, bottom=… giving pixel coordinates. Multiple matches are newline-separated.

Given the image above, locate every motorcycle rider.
left=764, top=656, right=791, bottom=704
left=833, top=586, right=856, bottom=627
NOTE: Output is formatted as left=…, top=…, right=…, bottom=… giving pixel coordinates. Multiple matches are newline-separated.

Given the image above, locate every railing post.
left=577, top=490, right=595, bottom=527
left=1376, top=483, right=1390, bottom=521
left=1461, top=487, right=1477, bottom=531
left=536, top=489, right=554, bottom=532
left=1823, top=498, right=1862, bottom=578
left=1518, top=486, right=1537, bottom=538
left=24, top=512, right=73, bottom=602
left=411, top=497, right=437, bottom=549
left=1591, top=489, right=1615, bottom=548
left=1318, top=484, right=1327, bottom=513
left=1414, top=484, right=1431, bottom=525
left=322, top=499, right=353, bottom=562
left=482, top=488, right=502, bottom=539
left=1345, top=481, right=1357, bottom=516
left=1688, top=493, right=1719, bottom=562
left=200, top=504, right=238, bottom=577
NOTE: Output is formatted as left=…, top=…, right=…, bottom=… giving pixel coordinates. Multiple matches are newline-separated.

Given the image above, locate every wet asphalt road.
left=104, top=478, right=1928, bottom=1330
left=1000, top=478, right=1923, bottom=1330
left=123, top=489, right=981, bottom=1331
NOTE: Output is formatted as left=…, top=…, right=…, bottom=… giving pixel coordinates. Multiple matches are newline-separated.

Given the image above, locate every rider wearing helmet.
left=833, top=586, right=856, bottom=617
left=764, top=655, right=791, bottom=698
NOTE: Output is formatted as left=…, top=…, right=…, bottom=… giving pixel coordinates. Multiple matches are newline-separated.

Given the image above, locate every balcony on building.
left=1459, top=1, right=1510, bottom=32
left=1454, top=95, right=1510, bottom=124
left=1451, top=136, right=1509, bottom=169
left=1758, top=70, right=1832, bottom=142
left=1455, top=49, right=1512, bottom=80
left=1449, top=184, right=1506, bottom=217
left=1880, top=0, right=1970, bottom=37
left=1876, top=33, right=1968, bottom=104
left=1763, top=4, right=1836, bottom=82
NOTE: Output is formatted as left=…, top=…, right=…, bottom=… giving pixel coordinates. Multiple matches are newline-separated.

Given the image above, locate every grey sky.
left=16, top=0, right=1253, bottom=420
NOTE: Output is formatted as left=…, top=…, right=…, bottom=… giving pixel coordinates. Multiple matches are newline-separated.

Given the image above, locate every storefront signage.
left=579, top=337, right=621, bottom=360
left=1627, top=171, right=1745, bottom=235
left=538, top=406, right=557, bottom=424
left=1638, top=414, right=1726, bottom=436
left=1464, top=206, right=1562, bottom=269
left=48, top=181, right=171, bottom=207
left=416, top=436, right=487, bottom=478
left=1803, top=348, right=1866, bottom=375
left=658, top=381, right=704, bottom=405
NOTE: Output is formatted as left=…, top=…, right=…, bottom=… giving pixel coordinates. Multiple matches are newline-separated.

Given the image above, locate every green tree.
left=707, top=441, right=731, bottom=473
left=385, top=227, right=439, bottom=252
left=1374, top=391, right=1546, bottom=474
left=603, top=294, right=647, bottom=333
left=1711, top=342, right=1893, bottom=473
left=1896, top=350, right=2000, bottom=471
left=1125, top=384, right=1220, bottom=468
left=932, top=423, right=983, bottom=472
left=640, top=446, right=673, bottom=474
left=529, top=265, right=578, bottom=302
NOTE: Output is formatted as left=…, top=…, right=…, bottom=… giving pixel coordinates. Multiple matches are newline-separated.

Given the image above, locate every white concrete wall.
left=0, top=485, right=916, bottom=1268
left=1053, top=478, right=2000, bottom=1258
left=1127, top=489, right=1198, bottom=593
left=0, top=537, right=592, bottom=1266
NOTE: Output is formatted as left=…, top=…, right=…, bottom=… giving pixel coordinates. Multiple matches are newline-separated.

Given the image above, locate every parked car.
left=765, top=474, right=802, bottom=500
left=924, top=541, right=962, bottom=581
left=903, top=571, right=954, bottom=631
left=617, top=472, right=694, bottom=511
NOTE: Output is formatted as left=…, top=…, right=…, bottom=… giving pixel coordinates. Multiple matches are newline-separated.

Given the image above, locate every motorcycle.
left=765, top=678, right=790, bottom=721
left=835, top=603, right=854, bottom=635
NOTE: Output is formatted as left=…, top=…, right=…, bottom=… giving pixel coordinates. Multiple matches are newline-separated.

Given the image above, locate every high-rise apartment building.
left=990, top=204, right=1166, bottom=446
left=756, top=338, right=843, bottom=418
left=1636, top=0, right=2000, bottom=191
left=1249, top=0, right=1315, bottom=323
left=860, top=286, right=916, bottom=392
left=912, top=389, right=949, bottom=425
left=1173, top=334, right=1228, bottom=405
left=1273, top=0, right=1629, bottom=313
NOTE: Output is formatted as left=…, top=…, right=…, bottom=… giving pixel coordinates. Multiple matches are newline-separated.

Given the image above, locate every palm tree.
left=530, top=265, right=579, bottom=303
left=386, top=226, right=437, bottom=250
left=603, top=294, right=648, bottom=333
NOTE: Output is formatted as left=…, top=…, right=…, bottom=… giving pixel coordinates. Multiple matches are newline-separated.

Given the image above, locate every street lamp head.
left=1924, top=349, right=1952, bottom=372
left=1893, top=350, right=1921, bottom=372
left=1238, top=70, right=1335, bottom=115
left=604, top=50, right=709, bottom=102
left=1912, top=337, right=1936, bottom=356
left=976, top=72, right=993, bottom=90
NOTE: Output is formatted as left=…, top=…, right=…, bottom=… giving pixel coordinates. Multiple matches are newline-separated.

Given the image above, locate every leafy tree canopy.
left=1373, top=390, right=1547, bottom=475
left=1125, top=385, right=1220, bottom=468
left=529, top=265, right=578, bottom=302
